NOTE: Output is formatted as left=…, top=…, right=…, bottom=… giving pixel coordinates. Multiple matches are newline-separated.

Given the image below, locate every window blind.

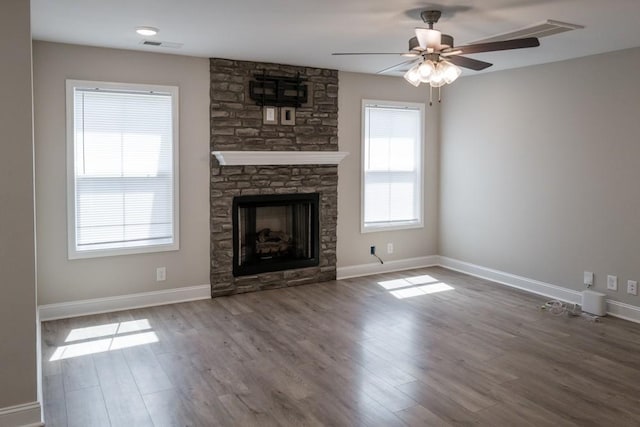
left=70, top=86, right=176, bottom=255
left=363, top=104, right=422, bottom=228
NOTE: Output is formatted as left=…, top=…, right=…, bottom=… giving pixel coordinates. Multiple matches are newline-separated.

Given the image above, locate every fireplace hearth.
left=233, top=193, right=319, bottom=276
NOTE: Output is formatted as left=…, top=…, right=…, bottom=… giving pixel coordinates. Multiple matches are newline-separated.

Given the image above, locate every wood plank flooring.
left=41, top=267, right=640, bottom=426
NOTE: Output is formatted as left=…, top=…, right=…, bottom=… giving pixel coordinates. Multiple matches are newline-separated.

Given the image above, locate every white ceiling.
left=31, top=0, right=640, bottom=76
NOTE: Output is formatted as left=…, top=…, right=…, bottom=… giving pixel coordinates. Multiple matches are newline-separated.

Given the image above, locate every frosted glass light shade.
left=418, top=60, right=435, bottom=81
left=440, top=61, right=462, bottom=84
left=429, top=66, right=446, bottom=87
left=403, top=64, right=421, bottom=87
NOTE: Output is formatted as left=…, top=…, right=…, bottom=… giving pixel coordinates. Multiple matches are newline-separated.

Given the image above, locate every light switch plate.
left=607, top=275, right=618, bottom=291
left=263, top=106, right=278, bottom=125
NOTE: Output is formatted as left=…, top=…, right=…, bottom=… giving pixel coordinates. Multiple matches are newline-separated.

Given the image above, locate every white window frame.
left=66, top=79, right=180, bottom=259
left=361, top=99, right=425, bottom=233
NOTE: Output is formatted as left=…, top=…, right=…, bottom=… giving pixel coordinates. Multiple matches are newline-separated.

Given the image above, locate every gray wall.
left=33, top=44, right=442, bottom=305
left=337, top=71, right=439, bottom=267
left=440, top=47, right=640, bottom=305
left=0, top=0, right=38, bottom=409
left=33, top=42, right=210, bottom=305
left=36, top=41, right=640, bottom=310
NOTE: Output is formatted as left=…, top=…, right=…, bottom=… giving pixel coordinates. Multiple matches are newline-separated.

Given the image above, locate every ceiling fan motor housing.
left=440, top=34, right=454, bottom=49
left=421, top=10, right=442, bottom=28
left=409, top=36, right=420, bottom=51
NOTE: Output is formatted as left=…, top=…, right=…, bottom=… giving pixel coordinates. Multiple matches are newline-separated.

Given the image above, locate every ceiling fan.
left=332, top=10, right=540, bottom=89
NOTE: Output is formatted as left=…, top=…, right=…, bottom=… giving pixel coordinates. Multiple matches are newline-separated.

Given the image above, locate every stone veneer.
left=210, top=58, right=338, bottom=296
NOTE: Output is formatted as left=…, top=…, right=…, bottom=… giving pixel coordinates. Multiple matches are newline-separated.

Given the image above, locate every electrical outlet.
left=387, top=243, right=394, bottom=254
left=607, top=275, right=618, bottom=291
left=370, top=246, right=376, bottom=255
left=584, top=271, right=594, bottom=287
left=627, top=280, right=638, bottom=296
left=156, top=267, right=166, bottom=282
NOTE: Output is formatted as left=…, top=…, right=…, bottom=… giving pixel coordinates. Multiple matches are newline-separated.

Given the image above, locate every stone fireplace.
left=209, top=58, right=344, bottom=296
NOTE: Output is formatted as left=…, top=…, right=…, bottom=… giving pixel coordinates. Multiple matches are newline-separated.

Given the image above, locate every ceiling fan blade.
left=442, top=37, right=540, bottom=55
left=332, top=52, right=405, bottom=56
left=377, top=58, right=419, bottom=75
left=447, top=55, right=493, bottom=71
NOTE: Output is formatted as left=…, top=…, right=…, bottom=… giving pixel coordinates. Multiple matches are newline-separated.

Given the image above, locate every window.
left=66, top=80, right=179, bottom=259
left=362, top=100, right=424, bottom=232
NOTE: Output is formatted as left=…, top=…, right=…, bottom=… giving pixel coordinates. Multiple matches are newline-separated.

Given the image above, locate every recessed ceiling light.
left=136, top=26, right=159, bottom=37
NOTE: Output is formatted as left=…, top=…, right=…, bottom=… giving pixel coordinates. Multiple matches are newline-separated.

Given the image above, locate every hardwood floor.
left=41, top=267, right=640, bottom=426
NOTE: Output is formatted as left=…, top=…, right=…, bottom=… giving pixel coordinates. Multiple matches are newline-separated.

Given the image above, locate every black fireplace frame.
left=232, top=193, right=320, bottom=277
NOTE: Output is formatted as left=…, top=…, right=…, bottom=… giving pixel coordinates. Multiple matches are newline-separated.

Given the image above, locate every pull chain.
left=428, top=86, right=443, bottom=106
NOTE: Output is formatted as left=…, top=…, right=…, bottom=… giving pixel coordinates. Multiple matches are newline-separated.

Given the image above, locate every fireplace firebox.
left=232, top=193, right=320, bottom=277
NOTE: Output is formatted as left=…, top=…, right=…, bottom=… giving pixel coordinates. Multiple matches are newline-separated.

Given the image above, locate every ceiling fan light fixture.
left=418, top=60, right=436, bottom=81
left=403, top=64, right=421, bottom=87
left=415, top=28, right=441, bottom=50
left=429, top=68, right=446, bottom=87
left=404, top=59, right=461, bottom=88
left=439, top=61, right=462, bottom=84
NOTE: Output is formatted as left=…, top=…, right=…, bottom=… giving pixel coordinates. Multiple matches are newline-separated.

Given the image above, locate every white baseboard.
left=605, top=300, right=640, bottom=324
left=36, top=310, right=43, bottom=424
left=336, top=255, right=439, bottom=280
left=438, top=256, right=583, bottom=304
left=0, top=401, right=43, bottom=427
left=37, top=259, right=640, bottom=325
left=38, top=284, right=211, bottom=322
left=438, top=256, right=640, bottom=324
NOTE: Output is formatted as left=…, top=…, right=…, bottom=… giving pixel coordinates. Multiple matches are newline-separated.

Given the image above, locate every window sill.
left=361, top=221, right=424, bottom=234
left=68, top=242, right=179, bottom=260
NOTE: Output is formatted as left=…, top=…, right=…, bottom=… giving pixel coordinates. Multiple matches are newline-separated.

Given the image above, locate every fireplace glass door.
left=232, top=193, right=319, bottom=276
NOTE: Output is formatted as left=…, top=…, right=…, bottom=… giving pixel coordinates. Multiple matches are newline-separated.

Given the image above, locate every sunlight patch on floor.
left=50, top=319, right=157, bottom=361
left=390, top=283, right=454, bottom=299
left=377, top=275, right=438, bottom=290
left=65, top=319, right=152, bottom=343
left=378, top=275, right=454, bottom=299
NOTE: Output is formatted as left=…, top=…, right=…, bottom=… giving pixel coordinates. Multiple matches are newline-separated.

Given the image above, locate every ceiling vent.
left=472, top=20, right=584, bottom=44
left=139, top=40, right=183, bottom=49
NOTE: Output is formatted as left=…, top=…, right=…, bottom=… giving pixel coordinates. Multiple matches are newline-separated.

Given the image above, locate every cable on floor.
left=539, top=300, right=601, bottom=322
